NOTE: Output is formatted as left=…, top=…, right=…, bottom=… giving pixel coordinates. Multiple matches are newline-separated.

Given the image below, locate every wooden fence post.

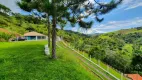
left=83, top=52, right=84, bottom=57
left=90, top=55, right=91, bottom=61
left=98, top=60, right=100, bottom=66
left=121, top=73, right=123, bottom=80
left=107, top=65, right=109, bottom=72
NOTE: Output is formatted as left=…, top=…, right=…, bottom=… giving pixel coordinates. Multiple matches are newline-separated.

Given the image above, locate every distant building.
left=24, top=32, right=47, bottom=40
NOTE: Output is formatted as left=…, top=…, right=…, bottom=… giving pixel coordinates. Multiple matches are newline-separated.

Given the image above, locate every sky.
left=0, top=0, right=142, bottom=34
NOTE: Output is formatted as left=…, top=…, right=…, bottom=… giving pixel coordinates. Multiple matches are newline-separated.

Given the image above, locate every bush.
left=89, top=46, right=105, bottom=60
left=0, top=32, right=13, bottom=41
left=0, top=19, right=8, bottom=26
left=0, top=38, right=6, bottom=42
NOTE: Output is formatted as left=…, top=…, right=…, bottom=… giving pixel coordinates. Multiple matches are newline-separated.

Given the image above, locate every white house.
left=24, top=32, right=47, bottom=40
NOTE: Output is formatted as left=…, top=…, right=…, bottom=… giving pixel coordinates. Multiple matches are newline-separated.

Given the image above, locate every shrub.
left=0, top=32, right=13, bottom=41
left=0, top=38, right=6, bottom=42
left=0, top=19, right=8, bottom=26
left=89, top=46, right=105, bottom=60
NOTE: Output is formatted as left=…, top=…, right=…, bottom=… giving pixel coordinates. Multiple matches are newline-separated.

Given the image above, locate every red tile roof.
left=127, top=74, right=142, bottom=80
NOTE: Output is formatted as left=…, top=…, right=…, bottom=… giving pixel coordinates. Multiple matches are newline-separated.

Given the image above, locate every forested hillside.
left=58, top=28, right=142, bottom=75
left=0, top=12, right=49, bottom=41
left=0, top=3, right=142, bottom=76
left=0, top=13, right=48, bottom=33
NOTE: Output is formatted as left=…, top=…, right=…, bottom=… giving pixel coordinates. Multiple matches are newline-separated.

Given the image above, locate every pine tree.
left=17, top=0, right=123, bottom=59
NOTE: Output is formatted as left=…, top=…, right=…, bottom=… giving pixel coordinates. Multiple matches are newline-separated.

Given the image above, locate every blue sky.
left=66, top=0, right=142, bottom=34
left=0, top=0, right=142, bottom=34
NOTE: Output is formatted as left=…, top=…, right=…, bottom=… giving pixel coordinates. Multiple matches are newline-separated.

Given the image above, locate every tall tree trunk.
left=47, top=16, right=50, bottom=47
left=52, top=20, right=56, bottom=59
left=52, top=0, right=57, bottom=59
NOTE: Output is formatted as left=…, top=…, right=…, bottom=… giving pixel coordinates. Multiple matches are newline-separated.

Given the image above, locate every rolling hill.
left=0, top=10, right=142, bottom=79
left=59, top=27, right=142, bottom=75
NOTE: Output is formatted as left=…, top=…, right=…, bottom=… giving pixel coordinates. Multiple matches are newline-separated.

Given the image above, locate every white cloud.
left=119, top=0, right=142, bottom=10
left=89, top=0, right=94, bottom=3
left=71, top=26, right=106, bottom=34
left=72, top=27, right=78, bottom=32
left=87, top=17, right=142, bottom=34
left=86, top=28, right=105, bottom=34
left=0, top=0, right=21, bottom=13
left=125, top=2, right=142, bottom=10
left=71, top=17, right=142, bottom=34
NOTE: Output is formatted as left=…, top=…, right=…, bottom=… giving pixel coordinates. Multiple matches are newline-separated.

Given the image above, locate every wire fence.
left=62, top=41, right=127, bottom=80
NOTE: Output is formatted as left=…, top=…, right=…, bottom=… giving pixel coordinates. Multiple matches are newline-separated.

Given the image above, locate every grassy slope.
left=0, top=41, right=100, bottom=80
left=61, top=41, right=127, bottom=80
left=58, top=42, right=112, bottom=80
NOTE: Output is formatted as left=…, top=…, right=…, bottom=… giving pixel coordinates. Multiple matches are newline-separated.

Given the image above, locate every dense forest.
left=58, top=28, right=142, bottom=75
left=0, top=3, right=142, bottom=75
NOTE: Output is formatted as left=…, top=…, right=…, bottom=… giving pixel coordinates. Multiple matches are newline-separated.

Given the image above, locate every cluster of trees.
left=0, top=3, right=48, bottom=35
left=17, top=0, right=123, bottom=59
left=13, top=13, right=46, bottom=26
left=0, top=12, right=47, bottom=34
left=58, top=28, right=142, bottom=75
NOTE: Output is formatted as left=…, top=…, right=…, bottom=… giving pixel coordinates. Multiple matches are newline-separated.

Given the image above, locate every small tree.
left=89, top=46, right=105, bottom=60
left=17, top=0, right=70, bottom=59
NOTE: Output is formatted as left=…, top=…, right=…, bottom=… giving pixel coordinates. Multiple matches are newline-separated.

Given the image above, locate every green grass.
left=62, top=41, right=128, bottom=80
left=57, top=42, right=107, bottom=79
left=0, top=41, right=100, bottom=80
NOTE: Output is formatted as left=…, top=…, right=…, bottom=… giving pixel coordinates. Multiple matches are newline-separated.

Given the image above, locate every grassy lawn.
left=0, top=41, right=100, bottom=80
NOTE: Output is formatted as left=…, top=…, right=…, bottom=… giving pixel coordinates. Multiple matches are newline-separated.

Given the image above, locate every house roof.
left=24, top=32, right=46, bottom=36
left=127, top=74, right=142, bottom=80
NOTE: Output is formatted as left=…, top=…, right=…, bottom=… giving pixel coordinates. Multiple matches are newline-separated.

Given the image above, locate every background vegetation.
left=0, top=2, right=141, bottom=76
left=0, top=12, right=48, bottom=41
left=58, top=28, right=142, bottom=75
